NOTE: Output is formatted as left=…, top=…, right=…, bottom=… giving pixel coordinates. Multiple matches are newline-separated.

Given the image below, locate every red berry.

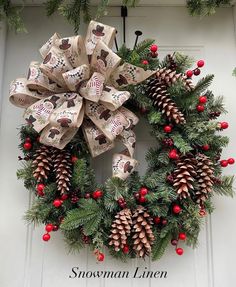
left=97, top=253, right=105, bottom=262
left=151, top=52, right=158, bottom=58
left=53, top=199, right=62, bottom=208
left=228, top=158, right=235, bottom=165
left=186, top=70, right=193, bottom=78
left=164, top=125, right=172, bottom=133
left=194, top=68, right=201, bottom=76
left=140, top=107, right=147, bottom=114
left=150, top=44, right=158, bottom=53
left=153, top=216, right=161, bottom=224
left=179, top=233, right=186, bottom=240
left=220, top=122, right=229, bottom=129
left=61, top=193, right=68, bottom=201
left=173, top=204, right=182, bottom=214
left=142, top=60, right=149, bottom=65
left=25, top=137, right=31, bottom=142
left=199, top=209, right=206, bottom=217
left=169, top=149, right=178, bottom=159
left=42, top=233, right=50, bottom=241
left=53, top=225, right=59, bottom=231
left=176, top=247, right=184, bottom=256
left=92, top=189, right=103, bottom=199
left=197, top=60, right=205, bottom=68
left=139, top=187, right=148, bottom=196
left=122, top=245, right=129, bottom=254
left=37, top=190, right=44, bottom=197
left=162, top=219, right=168, bottom=226
left=199, top=96, right=207, bottom=104
left=139, top=196, right=147, bottom=203
left=37, top=183, right=45, bottom=192
left=202, top=144, right=210, bottom=151
left=220, top=160, right=228, bottom=167
left=71, top=196, right=79, bottom=203
left=197, top=105, right=205, bottom=112
left=120, top=203, right=126, bottom=209
left=23, top=142, right=32, bottom=150
left=134, top=192, right=140, bottom=200
left=45, top=224, right=54, bottom=233
left=71, top=156, right=78, bottom=163
left=84, top=193, right=91, bottom=199
left=171, top=239, right=178, bottom=246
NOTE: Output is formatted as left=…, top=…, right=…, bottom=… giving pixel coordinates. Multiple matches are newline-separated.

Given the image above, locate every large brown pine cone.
left=109, top=208, right=132, bottom=252
left=132, top=206, right=155, bottom=258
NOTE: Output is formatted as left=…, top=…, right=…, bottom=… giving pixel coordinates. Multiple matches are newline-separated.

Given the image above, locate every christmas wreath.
left=10, top=21, right=234, bottom=262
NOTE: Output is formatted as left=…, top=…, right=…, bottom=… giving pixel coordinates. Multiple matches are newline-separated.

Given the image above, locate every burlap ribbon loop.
left=9, top=21, right=155, bottom=180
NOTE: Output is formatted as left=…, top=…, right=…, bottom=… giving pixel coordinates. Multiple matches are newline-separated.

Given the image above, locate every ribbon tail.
left=82, top=120, right=114, bottom=157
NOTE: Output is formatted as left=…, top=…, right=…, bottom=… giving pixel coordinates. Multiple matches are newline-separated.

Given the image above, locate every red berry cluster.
left=186, top=60, right=205, bottom=78
left=197, top=95, right=207, bottom=112
left=220, top=158, right=235, bottom=167
left=42, top=223, right=59, bottom=242
left=134, top=187, right=149, bottom=203
left=153, top=216, right=168, bottom=227
left=141, top=44, right=159, bottom=65
left=171, top=232, right=186, bottom=256
left=150, top=44, right=158, bottom=58
left=117, top=197, right=127, bottom=209
left=36, top=183, right=45, bottom=196
left=162, top=138, right=174, bottom=147
left=23, top=137, right=32, bottom=151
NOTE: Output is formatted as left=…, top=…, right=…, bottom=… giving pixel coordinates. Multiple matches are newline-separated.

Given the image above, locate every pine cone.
left=32, top=145, right=53, bottom=183
left=53, top=149, right=72, bottom=194
left=166, top=54, right=177, bottom=71
left=109, top=208, right=132, bottom=252
left=173, top=156, right=197, bottom=199
left=195, top=154, right=214, bottom=206
left=147, top=78, right=186, bottom=124
left=155, top=67, right=193, bottom=91
left=132, top=206, right=155, bottom=258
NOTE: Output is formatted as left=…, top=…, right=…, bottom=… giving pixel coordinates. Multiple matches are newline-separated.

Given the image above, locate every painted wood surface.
left=0, top=5, right=236, bottom=287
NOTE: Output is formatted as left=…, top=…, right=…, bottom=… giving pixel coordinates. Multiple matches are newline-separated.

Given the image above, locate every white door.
left=1, top=4, right=236, bottom=287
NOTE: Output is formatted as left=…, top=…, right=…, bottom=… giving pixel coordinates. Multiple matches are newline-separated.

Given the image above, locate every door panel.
left=0, top=6, right=236, bottom=287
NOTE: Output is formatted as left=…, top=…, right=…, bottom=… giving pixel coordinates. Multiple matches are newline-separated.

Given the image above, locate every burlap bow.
left=9, top=21, right=154, bottom=180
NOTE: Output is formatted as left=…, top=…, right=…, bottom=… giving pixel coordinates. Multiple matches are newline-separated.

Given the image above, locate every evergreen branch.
left=185, top=75, right=214, bottom=104
left=152, top=232, right=172, bottom=261
left=17, top=161, right=37, bottom=190
left=147, top=110, right=162, bottom=124
left=63, top=229, right=85, bottom=253
left=171, top=132, right=193, bottom=155
left=96, top=0, right=110, bottom=19
left=174, top=52, right=195, bottom=73
left=104, top=177, right=129, bottom=212
left=61, top=199, right=102, bottom=235
left=187, top=0, right=232, bottom=17
left=213, top=175, right=235, bottom=197
left=24, top=199, right=52, bottom=225
left=71, top=159, right=96, bottom=193
left=46, top=0, right=63, bottom=16
left=0, top=0, right=26, bottom=32
left=134, top=39, right=155, bottom=55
